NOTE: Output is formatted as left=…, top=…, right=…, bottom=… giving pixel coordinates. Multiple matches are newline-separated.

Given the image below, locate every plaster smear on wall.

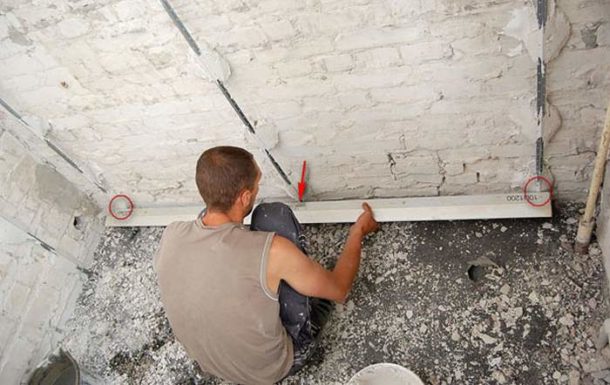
left=187, top=46, right=231, bottom=83
left=502, top=5, right=541, bottom=62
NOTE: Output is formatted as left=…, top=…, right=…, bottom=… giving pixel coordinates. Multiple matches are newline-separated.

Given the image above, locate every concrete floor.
left=62, top=202, right=609, bottom=384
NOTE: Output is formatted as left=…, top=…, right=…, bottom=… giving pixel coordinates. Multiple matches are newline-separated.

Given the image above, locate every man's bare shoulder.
left=267, top=234, right=303, bottom=274
left=268, top=234, right=301, bottom=260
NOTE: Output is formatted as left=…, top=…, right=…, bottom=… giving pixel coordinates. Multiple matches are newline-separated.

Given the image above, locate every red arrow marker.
left=298, top=160, right=307, bottom=202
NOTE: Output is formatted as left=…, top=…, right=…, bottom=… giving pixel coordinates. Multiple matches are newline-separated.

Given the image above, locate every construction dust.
left=62, top=202, right=609, bottom=384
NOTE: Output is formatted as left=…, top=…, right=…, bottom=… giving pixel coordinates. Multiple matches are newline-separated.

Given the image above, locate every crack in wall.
left=435, top=151, right=446, bottom=195
left=387, top=153, right=397, bottom=181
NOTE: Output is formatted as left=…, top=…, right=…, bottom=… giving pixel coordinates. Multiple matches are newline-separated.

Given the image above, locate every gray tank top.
left=154, top=220, right=293, bottom=384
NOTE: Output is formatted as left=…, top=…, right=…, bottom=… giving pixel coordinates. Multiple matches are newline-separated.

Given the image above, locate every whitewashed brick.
left=224, top=26, right=268, bottom=48
left=355, top=47, right=401, bottom=68
left=291, top=37, right=334, bottom=57
left=335, top=26, right=420, bottom=51
left=260, top=19, right=296, bottom=41
left=331, top=68, right=412, bottom=90
left=445, top=172, right=478, bottom=185
left=369, top=85, right=438, bottom=104
left=113, top=0, right=148, bottom=20
left=3, top=282, right=32, bottom=316
left=275, top=60, right=312, bottom=78
left=336, top=91, right=370, bottom=110
left=0, top=17, right=9, bottom=40
left=0, top=358, right=29, bottom=385
left=57, top=18, right=90, bottom=39
left=293, top=11, right=360, bottom=36
left=400, top=41, right=453, bottom=65
left=443, top=162, right=465, bottom=176
left=0, top=315, right=17, bottom=351
left=322, top=54, right=354, bottom=72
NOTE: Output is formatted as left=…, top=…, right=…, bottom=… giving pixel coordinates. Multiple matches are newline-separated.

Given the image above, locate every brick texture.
left=0, top=0, right=604, bottom=203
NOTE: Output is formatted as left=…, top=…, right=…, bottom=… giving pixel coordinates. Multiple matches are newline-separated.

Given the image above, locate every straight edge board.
left=105, top=193, right=552, bottom=227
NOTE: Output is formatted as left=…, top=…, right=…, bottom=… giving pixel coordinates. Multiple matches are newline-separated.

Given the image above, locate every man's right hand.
left=267, top=202, right=379, bottom=303
left=351, top=202, right=379, bottom=236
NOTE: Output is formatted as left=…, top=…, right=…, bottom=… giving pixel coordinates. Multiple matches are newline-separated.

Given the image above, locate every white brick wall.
left=0, top=0, right=608, bottom=209
left=0, top=127, right=103, bottom=384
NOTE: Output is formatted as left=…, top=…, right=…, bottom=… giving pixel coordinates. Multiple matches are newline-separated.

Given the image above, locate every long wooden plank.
left=105, top=193, right=552, bottom=227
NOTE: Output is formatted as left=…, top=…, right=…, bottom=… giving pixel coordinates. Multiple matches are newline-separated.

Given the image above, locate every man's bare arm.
left=266, top=203, right=379, bottom=303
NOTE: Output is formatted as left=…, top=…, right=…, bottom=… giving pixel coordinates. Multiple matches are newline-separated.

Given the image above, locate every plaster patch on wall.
left=188, top=46, right=231, bottom=83
left=502, top=0, right=569, bottom=63
left=507, top=99, right=538, bottom=142
left=249, top=120, right=279, bottom=150
left=503, top=6, right=540, bottom=63
left=7, top=25, right=32, bottom=46
left=581, top=22, right=603, bottom=49
left=544, top=0, right=571, bottom=62
left=33, top=163, right=99, bottom=218
left=544, top=102, right=562, bottom=144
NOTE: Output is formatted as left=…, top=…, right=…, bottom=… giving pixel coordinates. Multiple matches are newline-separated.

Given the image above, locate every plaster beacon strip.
left=0, top=97, right=108, bottom=194
left=535, top=0, right=547, bottom=176
left=158, top=0, right=201, bottom=55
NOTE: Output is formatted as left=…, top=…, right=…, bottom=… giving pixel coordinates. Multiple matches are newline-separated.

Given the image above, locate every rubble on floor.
left=62, top=202, right=609, bottom=384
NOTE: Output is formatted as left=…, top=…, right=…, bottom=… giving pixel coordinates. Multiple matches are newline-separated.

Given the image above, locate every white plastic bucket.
left=347, top=363, right=424, bottom=385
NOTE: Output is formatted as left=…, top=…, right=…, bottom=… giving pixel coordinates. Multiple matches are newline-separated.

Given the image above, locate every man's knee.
left=252, top=202, right=295, bottom=224
left=251, top=202, right=302, bottom=242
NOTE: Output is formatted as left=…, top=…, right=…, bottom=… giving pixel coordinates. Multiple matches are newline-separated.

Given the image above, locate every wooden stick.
left=575, top=102, right=610, bottom=254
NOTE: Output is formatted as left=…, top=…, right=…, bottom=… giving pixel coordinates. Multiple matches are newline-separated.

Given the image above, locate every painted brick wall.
left=0, top=0, right=608, bottom=208
left=0, top=127, right=104, bottom=383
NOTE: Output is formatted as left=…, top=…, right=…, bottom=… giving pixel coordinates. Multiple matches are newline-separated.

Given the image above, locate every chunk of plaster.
left=250, top=120, right=279, bottom=150
left=188, top=45, right=231, bottom=82
left=503, top=6, right=540, bottom=63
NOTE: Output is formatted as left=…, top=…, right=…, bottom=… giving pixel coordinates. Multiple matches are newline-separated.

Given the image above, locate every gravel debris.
left=61, top=202, right=609, bottom=384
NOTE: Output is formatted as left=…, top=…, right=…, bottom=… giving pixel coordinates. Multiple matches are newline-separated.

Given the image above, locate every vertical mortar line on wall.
left=535, top=0, right=548, bottom=176
left=0, top=99, right=109, bottom=194
left=158, top=0, right=294, bottom=190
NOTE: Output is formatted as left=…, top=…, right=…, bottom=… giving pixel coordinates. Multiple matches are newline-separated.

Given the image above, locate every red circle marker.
left=523, top=175, right=553, bottom=207
left=108, top=194, right=134, bottom=220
